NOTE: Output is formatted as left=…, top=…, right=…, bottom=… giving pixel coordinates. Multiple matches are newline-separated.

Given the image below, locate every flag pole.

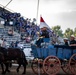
left=3, top=0, right=13, bottom=8
left=36, top=0, right=40, bottom=24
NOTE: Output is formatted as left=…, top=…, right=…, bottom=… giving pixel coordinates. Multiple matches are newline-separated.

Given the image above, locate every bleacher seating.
left=0, top=28, right=21, bottom=44
left=0, top=4, right=40, bottom=47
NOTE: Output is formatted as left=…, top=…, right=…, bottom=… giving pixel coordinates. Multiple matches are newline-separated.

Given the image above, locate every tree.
left=74, top=28, right=76, bottom=37
left=64, top=28, right=73, bottom=39
left=52, top=25, right=63, bottom=37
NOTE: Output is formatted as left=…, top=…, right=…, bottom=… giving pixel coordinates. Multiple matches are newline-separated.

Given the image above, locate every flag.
left=39, top=16, right=64, bottom=44
left=39, top=16, right=50, bottom=29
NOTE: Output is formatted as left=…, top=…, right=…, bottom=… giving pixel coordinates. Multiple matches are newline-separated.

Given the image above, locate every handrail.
left=0, top=3, right=15, bottom=13
left=0, top=3, right=27, bottom=19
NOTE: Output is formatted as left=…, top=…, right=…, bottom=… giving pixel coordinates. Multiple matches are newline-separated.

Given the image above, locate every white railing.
left=0, top=4, right=15, bottom=13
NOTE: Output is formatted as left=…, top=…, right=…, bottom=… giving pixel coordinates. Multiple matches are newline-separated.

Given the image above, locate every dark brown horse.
left=0, top=47, right=28, bottom=74
left=0, top=52, right=5, bottom=74
left=0, top=47, right=7, bottom=74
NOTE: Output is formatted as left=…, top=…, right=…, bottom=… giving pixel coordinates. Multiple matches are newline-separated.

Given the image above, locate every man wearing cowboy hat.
left=63, top=38, right=69, bottom=46
left=69, top=35, right=76, bottom=46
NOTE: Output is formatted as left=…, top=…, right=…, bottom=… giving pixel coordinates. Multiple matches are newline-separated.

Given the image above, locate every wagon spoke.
left=31, top=59, right=44, bottom=75
left=69, top=54, right=76, bottom=75
left=43, top=56, right=61, bottom=75
left=61, top=61, right=72, bottom=74
left=71, top=58, right=76, bottom=63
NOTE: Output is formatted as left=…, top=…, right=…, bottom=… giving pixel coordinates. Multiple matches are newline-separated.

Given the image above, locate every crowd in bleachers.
left=0, top=7, right=61, bottom=48
left=0, top=9, right=42, bottom=47
left=1, top=11, right=39, bottom=34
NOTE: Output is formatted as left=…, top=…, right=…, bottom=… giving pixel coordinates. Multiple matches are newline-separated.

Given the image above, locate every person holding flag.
left=35, top=16, right=50, bottom=47
left=39, top=16, right=50, bottom=38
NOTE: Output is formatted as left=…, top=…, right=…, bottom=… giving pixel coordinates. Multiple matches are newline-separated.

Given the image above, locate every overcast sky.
left=0, top=0, right=76, bottom=32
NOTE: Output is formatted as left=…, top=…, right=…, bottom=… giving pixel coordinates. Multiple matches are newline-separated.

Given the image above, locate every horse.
left=0, top=47, right=8, bottom=74
left=0, top=47, right=28, bottom=74
left=0, top=52, right=5, bottom=74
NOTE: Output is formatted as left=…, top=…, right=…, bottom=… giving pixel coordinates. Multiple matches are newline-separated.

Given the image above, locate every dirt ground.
left=0, top=63, right=73, bottom=75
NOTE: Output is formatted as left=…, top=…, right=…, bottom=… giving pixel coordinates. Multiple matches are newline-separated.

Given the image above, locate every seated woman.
left=8, top=29, right=13, bottom=36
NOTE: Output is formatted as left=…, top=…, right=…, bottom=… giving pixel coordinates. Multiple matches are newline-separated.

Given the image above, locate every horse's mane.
left=7, top=47, right=25, bottom=59
left=0, top=46, right=6, bottom=50
left=0, top=47, right=7, bottom=54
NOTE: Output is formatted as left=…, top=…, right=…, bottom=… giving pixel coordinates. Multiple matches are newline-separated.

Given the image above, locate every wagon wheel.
left=43, top=56, right=61, bottom=75
left=61, top=60, right=72, bottom=74
left=69, top=53, right=76, bottom=75
left=31, top=59, right=45, bottom=75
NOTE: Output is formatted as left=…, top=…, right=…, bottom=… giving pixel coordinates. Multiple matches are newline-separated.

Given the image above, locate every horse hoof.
left=1, top=72, right=5, bottom=75
left=16, top=69, right=19, bottom=73
left=22, top=72, right=26, bottom=74
left=7, top=70, right=10, bottom=72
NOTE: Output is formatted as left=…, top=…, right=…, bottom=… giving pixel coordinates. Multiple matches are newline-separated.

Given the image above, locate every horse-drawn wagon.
left=31, top=38, right=76, bottom=75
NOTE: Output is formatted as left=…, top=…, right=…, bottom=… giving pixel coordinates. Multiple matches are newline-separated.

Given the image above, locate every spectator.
left=1, top=39, right=6, bottom=48
left=8, top=29, right=13, bottom=36
left=25, top=36, right=31, bottom=43
left=10, top=42, right=15, bottom=48
left=15, top=40, right=19, bottom=47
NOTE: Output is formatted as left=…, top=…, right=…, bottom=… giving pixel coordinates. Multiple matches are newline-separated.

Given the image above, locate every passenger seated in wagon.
left=63, top=38, right=69, bottom=46
left=69, top=35, right=76, bottom=46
